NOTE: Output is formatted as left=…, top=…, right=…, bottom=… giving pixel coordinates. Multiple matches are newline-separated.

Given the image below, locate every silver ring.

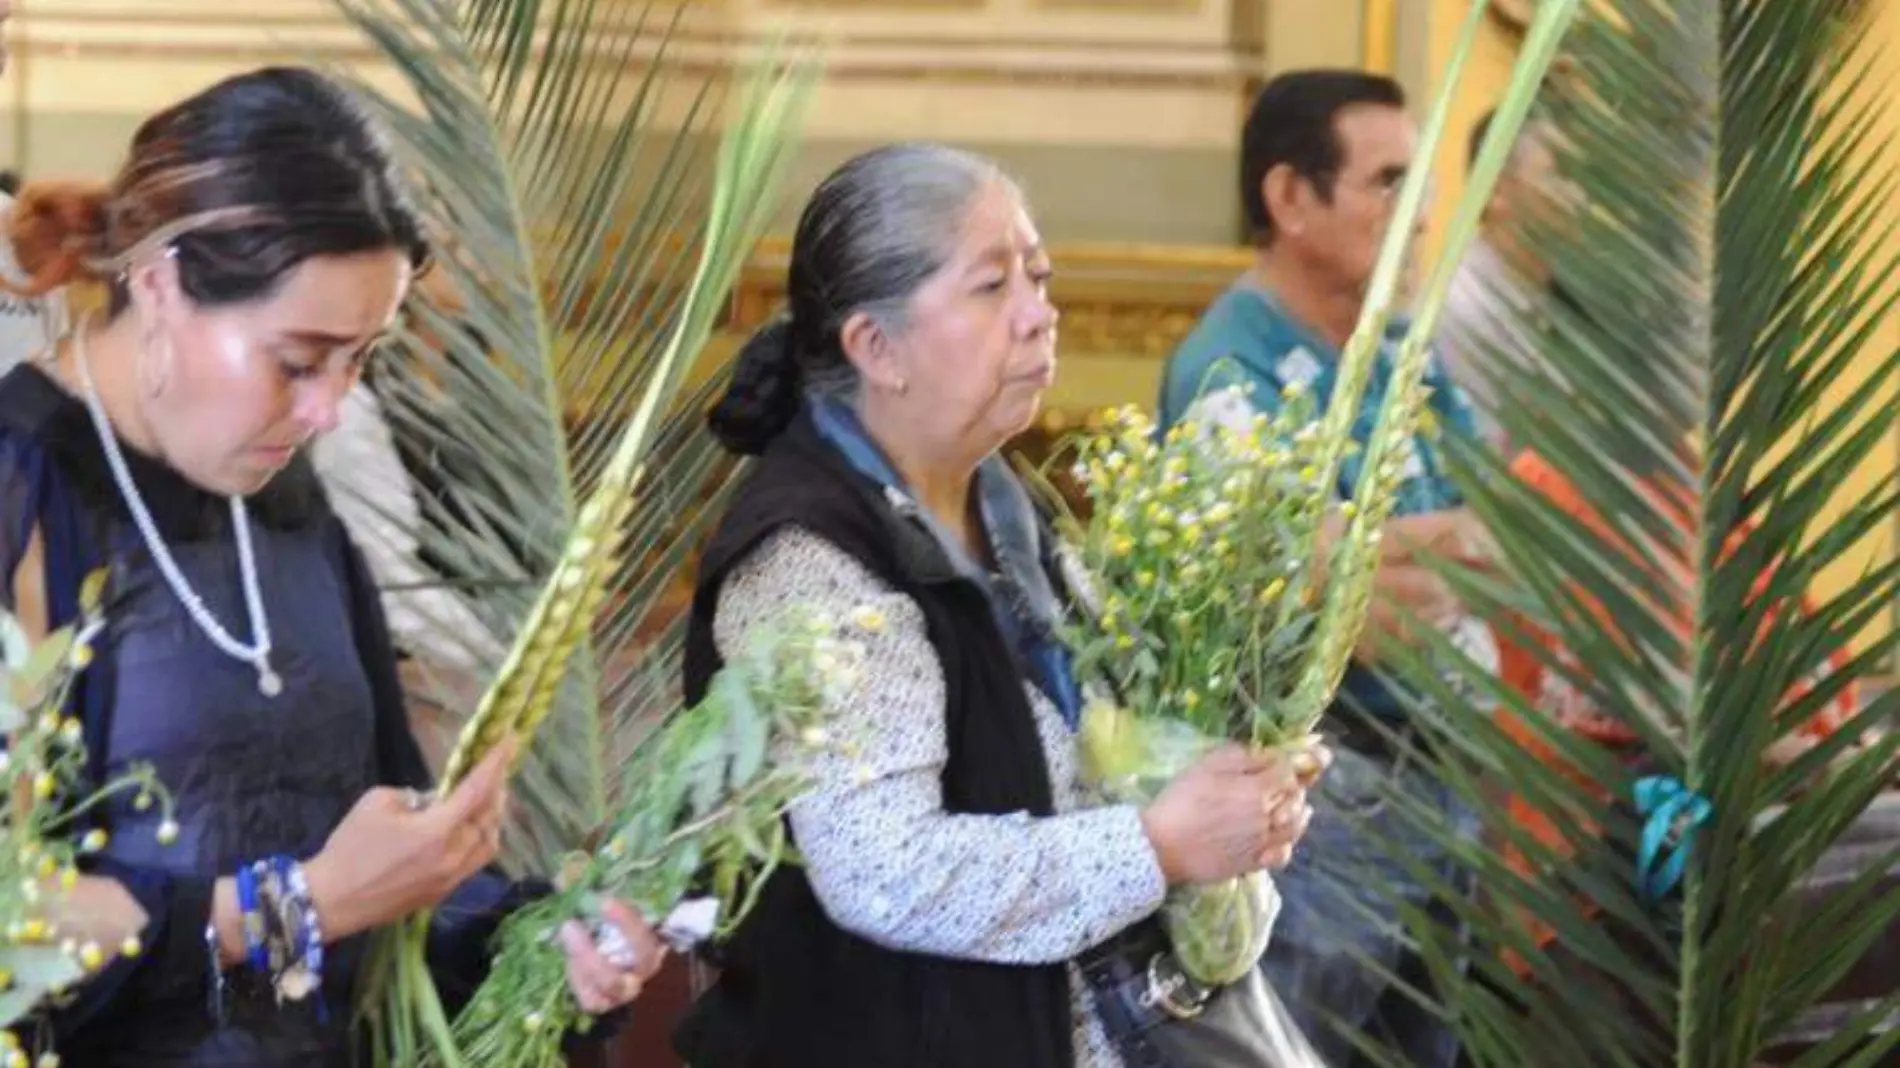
left=403, top=788, right=430, bottom=812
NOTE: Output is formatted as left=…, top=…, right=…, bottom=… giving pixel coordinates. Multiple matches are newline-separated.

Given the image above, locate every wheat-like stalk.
left=1283, top=0, right=1581, bottom=731
left=435, top=46, right=820, bottom=796
left=364, top=42, right=819, bottom=1068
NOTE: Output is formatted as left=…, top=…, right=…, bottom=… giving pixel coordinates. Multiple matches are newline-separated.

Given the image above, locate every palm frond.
left=1322, top=1, right=1900, bottom=1064
left=321, top=0, right=815, bottom=875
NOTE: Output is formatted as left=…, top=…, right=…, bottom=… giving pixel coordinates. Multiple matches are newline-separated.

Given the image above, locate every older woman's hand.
left=1140, top=741, right=1331, bottom=885
left=559, top=900, right=669, bottom=1014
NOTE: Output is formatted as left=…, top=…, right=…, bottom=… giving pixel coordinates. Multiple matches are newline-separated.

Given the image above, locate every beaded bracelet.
left=220, top=856, right=327, bottom=1020
left=264, top=855, right=325, bottom=1018
left=235, top=861, right=269, bottom=975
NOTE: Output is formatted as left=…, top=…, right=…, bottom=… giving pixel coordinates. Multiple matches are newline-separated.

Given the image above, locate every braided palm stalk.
left=366, top=46, right=820, bottom=1068
left=1280, top=0, right=1580, bottom=732
left=437, top=49, right=819, bottom=795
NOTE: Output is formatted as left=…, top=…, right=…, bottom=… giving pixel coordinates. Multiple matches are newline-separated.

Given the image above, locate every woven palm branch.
left=321, top=0, right=814, bottom=873
left=1318, top=2, right=1900, bottom=1065
left=315, top=1, right=816, bottom=1064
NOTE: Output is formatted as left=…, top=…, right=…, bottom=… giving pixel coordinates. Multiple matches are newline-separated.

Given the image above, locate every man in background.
left=1158, top=69, right=1496, bottom=1068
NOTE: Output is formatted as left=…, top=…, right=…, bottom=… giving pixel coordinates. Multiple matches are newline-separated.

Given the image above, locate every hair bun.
left=5, top=181, right=114, bottom=296
left=706, top=316, right=803, bottom=456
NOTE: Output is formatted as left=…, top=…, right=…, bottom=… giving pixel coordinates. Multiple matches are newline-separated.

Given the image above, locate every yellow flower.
left=31, top=774, right=54, bottom=800
left=0, top=970, right=13, bottom=993
left=1115, top=634, right=1135, bottom=650
left=1340, top=501, right=1359, bottom=520
left=33, top=856, right=55, bottom=880
left=1182, top=690, right=1201, bottom=710
left=1110, top=535, right=1135, bottom=557
left=1145, top=529, right=1173, bottom=548
left=77, top=942, right=104, bottom=971
left=119, top=935, right=142, bottom=959
left=1136, top=571, right=1156, bottom=589
left=156, top=820, right=180, bottom=846
left=1258, top=577, right=1288, bottom=604
left=1213, top=538, right=1232, bottom=558
left=1180, top=522, right=1204, bottom=545
left=79, top=829, right=108, bottom=853
left=848, top=604, right=888, bottom=634
left=134, top=792, right=153, bottom=812
left=58, top=868, right=77, bottom=891
left=35, top=1053, right=58, bottom=1068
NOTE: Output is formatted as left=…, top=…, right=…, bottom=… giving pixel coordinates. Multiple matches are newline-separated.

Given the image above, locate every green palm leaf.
left=320, top=0, right=815, bottom=880
left=1325, top=1, right=1900, bottom=1064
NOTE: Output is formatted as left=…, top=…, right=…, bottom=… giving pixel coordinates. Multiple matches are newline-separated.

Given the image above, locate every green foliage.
left=447, top=610, right=844, bottom=1068
left=1331, top=2, right=1900, bottom=1065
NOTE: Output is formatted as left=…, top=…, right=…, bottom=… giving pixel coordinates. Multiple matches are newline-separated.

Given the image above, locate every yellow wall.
left=1420, top=0, right=1900, bottom=649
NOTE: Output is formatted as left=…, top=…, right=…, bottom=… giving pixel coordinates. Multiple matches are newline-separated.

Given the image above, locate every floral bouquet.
left=0, top=572, right=170, bottom=1060
left=1039, top=0, right=1581, bottom=989
left=1047, top=395, right=1333, bottom=986
left=442, top=610, right=852, bottom=1068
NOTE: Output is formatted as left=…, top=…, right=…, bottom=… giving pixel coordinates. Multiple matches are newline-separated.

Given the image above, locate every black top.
left=0, top=363, right=535, bottom=1066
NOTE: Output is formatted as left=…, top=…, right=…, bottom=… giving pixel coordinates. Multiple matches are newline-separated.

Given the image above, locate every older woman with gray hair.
left=672, top=142, right=1331, bottom=1068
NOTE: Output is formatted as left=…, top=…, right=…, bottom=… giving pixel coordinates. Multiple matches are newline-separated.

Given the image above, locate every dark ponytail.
left=707, top=316, right=801, bottom=456
left=705, top=142, right=1012, bottom=454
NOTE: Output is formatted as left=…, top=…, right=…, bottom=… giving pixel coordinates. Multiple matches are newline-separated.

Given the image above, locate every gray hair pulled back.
left=707, top=142, right=1014, bottom=454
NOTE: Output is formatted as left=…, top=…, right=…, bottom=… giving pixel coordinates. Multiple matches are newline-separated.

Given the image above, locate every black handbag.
left=1078, top=918, right=1331, bottom=1068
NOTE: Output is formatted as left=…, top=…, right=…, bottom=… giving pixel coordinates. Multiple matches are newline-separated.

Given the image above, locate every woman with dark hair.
left=0, top=67, right=660, bottom=1065
left=674, top=142, right=1330, bottom=1068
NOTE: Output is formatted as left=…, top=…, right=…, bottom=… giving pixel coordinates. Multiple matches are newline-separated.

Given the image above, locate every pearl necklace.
left=74, top=326, right=282, bottom=698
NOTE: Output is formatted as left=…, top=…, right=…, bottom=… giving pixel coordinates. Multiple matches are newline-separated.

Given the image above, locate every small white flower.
left=798, top=727, right=829, bottom=748
left=156, top=820, right=180, bottom=846
left=523, top=1012, right=545, bottom=1033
